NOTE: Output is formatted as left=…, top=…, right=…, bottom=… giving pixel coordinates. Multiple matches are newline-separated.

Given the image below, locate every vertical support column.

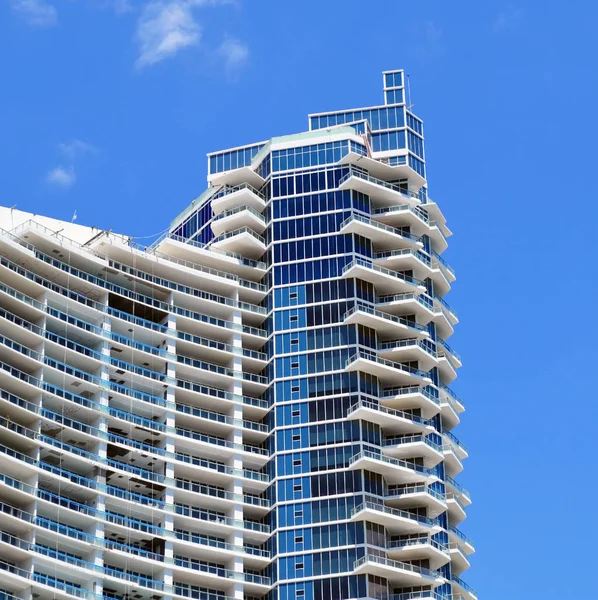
left=92, top=312, right=113, bottom=599
left=231, top=306, right=245, bottom=600
left=162, top=312, right=177, bottom=600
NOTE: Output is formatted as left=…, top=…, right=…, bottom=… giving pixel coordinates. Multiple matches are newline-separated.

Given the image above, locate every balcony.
left=382, top=435, right=444, bottom=466
left=437, top=338, right=462, bottom=369
left=449, top=525, right=475, bottom=555
left=340, top=214, right=423, bottom=251
left=385, top=484, right=447, bottom=518
left=446, top=477, right=471, bottom=507
left=338, top=168, right=421, bottom=208
left=434, top=294, right=459, bottom=326
left=211, top=206, right=267, bottom=241
left=210, top=227, right=266, bottom=259
left=377, top=292, right=436, bottom=324
left=372, top=203, right=430, bottom=233
left=428, top=221, right=449, bottom=253
left=338, top=151, right=426, bottom=192
left=386, top=537, right=449, bottom=570
left=439, top=385, right=465, bottom=429
left=344, top=303, right=429, bottom=341
left=378, top=338, right=437, bottom=372
left=209, top=165, right=265, bottom=189
left=346, top=399, right=435, bottom=435
left=373, top=249, right=451, bottom=296
left=348, top=450, right=439, bottom=485
left=452, top=575, right=478, bottom=600
left=446, top=493, right=467, bottom=525
left=353, top=555, right=444, bottom=588
left=210, top=183, right=267, bottom=215
left=449, top=542, right=471, bottom=574
left=345, top=351, right=432, bottom=386
left=443, top=444, right=464, bottom=476
left=153, top=234, right=267, bottom=280
left=343, top=258, right=427, bottom=295
left=380, top=386, right=440, bottom=419
left=443, top=430, right=468, bottom=460
left=350, top=501, right=441, bottom=535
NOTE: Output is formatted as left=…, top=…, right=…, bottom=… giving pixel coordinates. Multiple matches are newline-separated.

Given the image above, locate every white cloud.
left=58, top=139, right=98, bottom=159
left=46, top=166, right=76, bottom=188
left=135, top=1, right=247, bottom=69
left=11, top=0, right=58, bottom=28
left=218, top=36, right=248, bottom=72
left=136, top=1, right=201, bottom=67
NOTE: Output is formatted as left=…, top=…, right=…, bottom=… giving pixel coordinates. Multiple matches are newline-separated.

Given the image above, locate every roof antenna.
left=406, top=73, right=414, bottom=110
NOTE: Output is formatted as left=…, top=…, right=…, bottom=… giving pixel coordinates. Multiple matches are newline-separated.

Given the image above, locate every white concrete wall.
left=0, top=205, right=125, bottom=245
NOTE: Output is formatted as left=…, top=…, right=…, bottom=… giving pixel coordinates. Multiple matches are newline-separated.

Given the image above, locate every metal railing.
left=344, top=302, right=428, bottom=333
left=343, top=257, right=426, bottom=287
left=354, top=554, right=441, bottom=580
left=348, top=450, right=436, bottom=477
left=352, top=500, right=439, bottom=527
left=340, top=212, right=422, bottom=243
left=339, top=168, right=420, bottom=201
left=346, top=350, right=431, bottom=379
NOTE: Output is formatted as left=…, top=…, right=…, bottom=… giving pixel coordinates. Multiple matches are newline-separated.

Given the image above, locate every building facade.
left=0, top=70, right=475, bottom=600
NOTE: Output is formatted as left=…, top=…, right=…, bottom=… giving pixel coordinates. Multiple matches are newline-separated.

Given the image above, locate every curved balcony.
left=429, top=221, right=449, bottom=253
left=209, top=164, right=265, bottom=189
left=446, top=492, right=467, bottom=525
left=338, top=167, right=421, bottom=208
left=348, top=450, right=439, bottom=485
left=435, top=294, right=459, bottom=326
left=437, top=355, right=457, bottom=384
left=385, top=484, right=447, bottom=518
left=372, top=203, right=430, bottom=233
left=378, top=338, right=437, bottom=372
left=210, top=227, right=266, bottom=259
left=446, top=476, right=472, bottom=507
left=342, top=257, right=427, bottom=295
left=437, top=337, right=462, bottom=369
left=211, top=205, right=267, bottom=237
left=378, top=290, right=434, bottom=314
left=344, top=302, right=429, bottom=341
left=386, top=536, right=449, bottom=570
left=210, top=183, right=267, bottom=215
left=351, top=500, right=441, bottom=535
left=346, top=399, right=435, bottom=435
left=380, top=386, right=440, bottom=419
left=153, top=233, right=268, bottom=280
left=375, top=249, right=452, bottom=296
left=382, top=435, right=444, bottom=466
left=449, top=542, right=471, bottom=574
left=353, top=554, right=444, bottom=588
left=340, top=214, right=423, bottom=251
left=439, top=384, right=465, bottom=429
left=345, top=351, right=432, bottom=386
left=449, top=525, right=475, bottom=555
left=452, top=575, right=478, bottom=600
left=431, top=249, right=456, bottom=281
left=443, top=444, right=464, bottom=477
left=443, top=430, right=468, bottom=460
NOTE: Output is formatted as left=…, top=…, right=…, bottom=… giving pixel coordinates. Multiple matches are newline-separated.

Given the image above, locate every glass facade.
left=0, top=69, right=474, bottom=600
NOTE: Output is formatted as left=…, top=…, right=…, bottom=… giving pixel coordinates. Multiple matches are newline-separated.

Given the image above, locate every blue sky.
left=2, top=0, right=598, bottom=597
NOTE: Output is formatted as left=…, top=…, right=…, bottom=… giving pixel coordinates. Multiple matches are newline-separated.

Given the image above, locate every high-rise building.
left=0, top=70, right=475, bottom=600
